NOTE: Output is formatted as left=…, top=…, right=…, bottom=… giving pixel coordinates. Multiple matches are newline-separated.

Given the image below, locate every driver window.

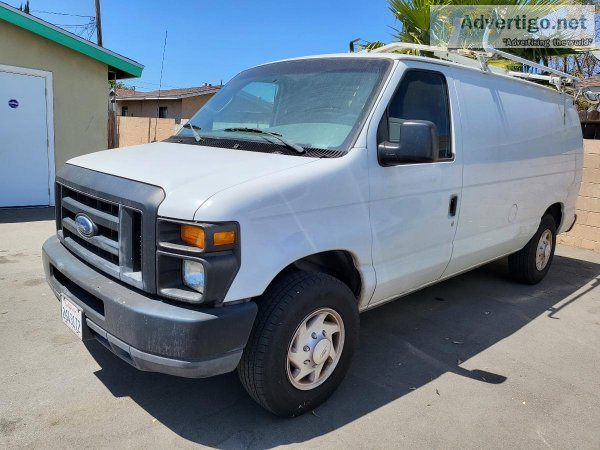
left=388, top=70, right=452, bottom=159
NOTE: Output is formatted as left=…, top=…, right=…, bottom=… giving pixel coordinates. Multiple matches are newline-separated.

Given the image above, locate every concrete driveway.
left=1, top=207, right=599, bottom=449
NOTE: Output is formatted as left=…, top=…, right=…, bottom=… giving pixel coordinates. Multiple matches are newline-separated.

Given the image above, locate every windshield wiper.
left=223, top=127, right=305, bottom=154
left=182, top=123, right=203, bottom=142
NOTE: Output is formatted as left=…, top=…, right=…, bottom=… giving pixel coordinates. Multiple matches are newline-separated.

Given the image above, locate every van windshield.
left=176, top=58, right=392, bottom=157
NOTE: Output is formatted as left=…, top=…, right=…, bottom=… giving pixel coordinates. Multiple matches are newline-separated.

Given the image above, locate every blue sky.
left=6, top=0, right=397, bottom=90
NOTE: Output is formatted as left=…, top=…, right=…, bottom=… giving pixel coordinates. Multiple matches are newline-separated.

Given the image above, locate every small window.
left=121, top=106, right=128, bottom=116
left=387, top=70, right=452, bottom=160
left=158, top=106, right=168, bottom=118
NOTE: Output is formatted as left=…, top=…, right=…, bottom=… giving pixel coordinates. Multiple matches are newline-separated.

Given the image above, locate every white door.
left=368, top=64, right=463, bottom=305
left=0, top=69, right=51, bottom=207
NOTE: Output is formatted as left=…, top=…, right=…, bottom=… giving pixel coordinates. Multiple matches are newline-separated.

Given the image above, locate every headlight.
left=183, top=259, right=205, bottom=294
left=156, top=218, right=241, bottom=306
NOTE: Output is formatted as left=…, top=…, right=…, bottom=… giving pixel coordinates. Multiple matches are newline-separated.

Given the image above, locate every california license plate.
left=61, top=293, right=83, bottom=340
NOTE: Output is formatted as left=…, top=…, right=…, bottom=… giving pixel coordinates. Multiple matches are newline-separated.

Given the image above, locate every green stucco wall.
left=0, top=20, right=109, bottom=171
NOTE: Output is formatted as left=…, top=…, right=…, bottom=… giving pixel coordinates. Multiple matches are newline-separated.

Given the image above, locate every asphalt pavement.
left=1, top=207, right=599, bottom=449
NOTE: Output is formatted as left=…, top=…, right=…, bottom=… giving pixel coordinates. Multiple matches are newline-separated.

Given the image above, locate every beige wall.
left=558, top=140, right=600, bottom=253
left=0, top=20, right=109, bottom=171
left=118, top=116, right=176, bottom=147
left=117, top=99, right=182, bottom=120
left=182, top=93, right=215, bottom=119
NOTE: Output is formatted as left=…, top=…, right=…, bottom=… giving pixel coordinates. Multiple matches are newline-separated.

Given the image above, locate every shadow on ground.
left=0, top=207, right=55, bottom=224
left=86, top=254, right=600, bottom=447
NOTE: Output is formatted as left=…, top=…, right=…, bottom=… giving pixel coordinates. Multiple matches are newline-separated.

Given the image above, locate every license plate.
left=61, top=293, right=83, bottom=340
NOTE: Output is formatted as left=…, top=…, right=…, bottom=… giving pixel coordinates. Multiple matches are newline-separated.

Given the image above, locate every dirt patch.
left=22, top=278, right=45, bottom=287
left=51, top=333, right=77, bottom=346
left=0, top=417, right=23, bottom=436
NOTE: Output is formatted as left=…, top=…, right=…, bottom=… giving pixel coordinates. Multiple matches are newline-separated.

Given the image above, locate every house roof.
left=577, top=75, right=600, bottom=89
left=117, top=85, right=221, bottom=100
left=115, top=88, right=137, bottom=97
left=0, top=2, right=143, bottom=79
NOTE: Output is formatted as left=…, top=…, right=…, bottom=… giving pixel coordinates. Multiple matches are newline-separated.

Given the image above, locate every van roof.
left=260, top=52, right=572, bottom=97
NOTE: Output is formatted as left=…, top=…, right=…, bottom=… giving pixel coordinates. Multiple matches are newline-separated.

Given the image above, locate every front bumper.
left=43, top=236, right=257, bottom=378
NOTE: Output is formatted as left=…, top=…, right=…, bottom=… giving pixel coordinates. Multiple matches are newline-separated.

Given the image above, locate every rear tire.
left=508, top=214, right=556, bottom=284
left=237, top=270, right=359, bottom=417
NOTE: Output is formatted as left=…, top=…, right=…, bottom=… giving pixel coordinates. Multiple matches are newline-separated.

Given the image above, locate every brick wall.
left=117, top=116, right=176, bottom=147
left=558, top=140, right=600, bottom=253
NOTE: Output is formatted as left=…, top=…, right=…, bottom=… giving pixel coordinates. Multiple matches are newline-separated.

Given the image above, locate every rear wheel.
left=508, top=214, right=557, bottom=284
left=237, top=270, right=359, bottom=417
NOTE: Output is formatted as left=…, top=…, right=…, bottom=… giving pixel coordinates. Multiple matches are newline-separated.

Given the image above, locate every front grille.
left=57, top=184, right=143, bottom=289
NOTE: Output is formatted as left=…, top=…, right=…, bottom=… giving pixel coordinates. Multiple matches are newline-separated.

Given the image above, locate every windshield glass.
left=176, top=58, right=392, bottom=156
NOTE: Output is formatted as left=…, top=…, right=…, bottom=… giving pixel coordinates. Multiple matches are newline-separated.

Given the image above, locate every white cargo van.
left=43, top=48, right=582, bottom=416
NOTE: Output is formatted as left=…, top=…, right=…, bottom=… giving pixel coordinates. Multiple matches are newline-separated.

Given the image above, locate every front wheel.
left=237, top=270, right=359, bottom=417
left=508, top=214, right=557, bottom=284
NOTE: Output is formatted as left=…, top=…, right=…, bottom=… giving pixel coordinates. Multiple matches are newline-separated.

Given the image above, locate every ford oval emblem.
left=75, top=213, right=98, bottom=238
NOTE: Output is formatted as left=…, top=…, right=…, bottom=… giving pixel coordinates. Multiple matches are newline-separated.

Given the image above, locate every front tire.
left=237, top=270, right=359, bottom=417
left=508, top=214, right=557, bottom=284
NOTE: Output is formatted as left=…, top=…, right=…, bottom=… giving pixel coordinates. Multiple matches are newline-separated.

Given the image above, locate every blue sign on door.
left=8, top=99, right=19, bottom=109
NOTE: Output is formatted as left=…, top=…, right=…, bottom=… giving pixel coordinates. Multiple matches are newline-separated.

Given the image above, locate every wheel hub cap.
left=312, top=339, right=331, bottom=365
left=286, top=308, right=345, bottom=391
left=536, top=229, right=553, bottom=271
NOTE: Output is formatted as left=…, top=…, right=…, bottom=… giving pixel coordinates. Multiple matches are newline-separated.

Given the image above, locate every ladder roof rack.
left=361, top=40, right=580, bottom=93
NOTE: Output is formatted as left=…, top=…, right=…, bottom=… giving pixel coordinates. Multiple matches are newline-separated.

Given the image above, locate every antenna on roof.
left=152, top=30, right=168, bottom=142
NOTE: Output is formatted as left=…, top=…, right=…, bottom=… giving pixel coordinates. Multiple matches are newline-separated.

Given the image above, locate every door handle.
left=449, top=195, right=458, bottom=217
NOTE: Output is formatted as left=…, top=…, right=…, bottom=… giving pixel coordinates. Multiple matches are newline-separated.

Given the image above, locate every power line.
left=30, top=7, right=96, bottom=40
left=52, top=20, right=96, bottom=40
left=52, top=23, right=94, bottom=27
left=31, top=9, right=94, bottom=18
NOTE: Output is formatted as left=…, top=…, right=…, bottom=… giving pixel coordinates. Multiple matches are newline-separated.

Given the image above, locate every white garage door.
left=0, top=67, right=53, bottom=207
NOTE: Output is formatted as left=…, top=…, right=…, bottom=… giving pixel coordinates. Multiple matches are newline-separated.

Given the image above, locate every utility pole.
left=95, top=0, right=103, bottom=46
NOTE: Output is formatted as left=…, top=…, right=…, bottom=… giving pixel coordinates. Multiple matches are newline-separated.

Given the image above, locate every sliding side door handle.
left=449, top=195, right=458, bottom=217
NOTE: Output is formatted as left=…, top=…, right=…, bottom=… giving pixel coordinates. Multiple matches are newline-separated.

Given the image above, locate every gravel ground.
left=1, top=207, right=599, bottom=449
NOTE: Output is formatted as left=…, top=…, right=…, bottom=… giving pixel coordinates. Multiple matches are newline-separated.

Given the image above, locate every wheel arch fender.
left=544, top=202, right=563, bottom=230
left=275, top=250, right=363, bottom=299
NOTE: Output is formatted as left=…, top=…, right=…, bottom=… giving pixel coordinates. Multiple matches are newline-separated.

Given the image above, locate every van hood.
left=67, top=142, right=319, bottom=220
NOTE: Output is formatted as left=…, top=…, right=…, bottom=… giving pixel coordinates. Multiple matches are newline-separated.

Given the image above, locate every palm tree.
left=373, top=0, right=578, bottom=68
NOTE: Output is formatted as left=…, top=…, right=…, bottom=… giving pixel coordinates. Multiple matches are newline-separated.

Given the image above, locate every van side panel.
left=444, top=69, right=582, bottom=277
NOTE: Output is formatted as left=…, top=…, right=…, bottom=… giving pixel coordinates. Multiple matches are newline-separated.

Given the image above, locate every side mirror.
left=378, top=120, right=439, bottom=166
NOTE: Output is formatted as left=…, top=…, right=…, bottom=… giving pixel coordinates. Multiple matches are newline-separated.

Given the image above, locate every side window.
left=388, top=70, right=452, bottom=160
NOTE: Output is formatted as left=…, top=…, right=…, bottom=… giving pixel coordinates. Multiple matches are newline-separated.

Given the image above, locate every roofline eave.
left=0, top=2, right=143, bottom=78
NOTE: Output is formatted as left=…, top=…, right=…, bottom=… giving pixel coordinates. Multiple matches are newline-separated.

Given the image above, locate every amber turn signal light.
left=213, top=230, right=235, bottom=246
left=180, top=225, right=205, bottom=249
